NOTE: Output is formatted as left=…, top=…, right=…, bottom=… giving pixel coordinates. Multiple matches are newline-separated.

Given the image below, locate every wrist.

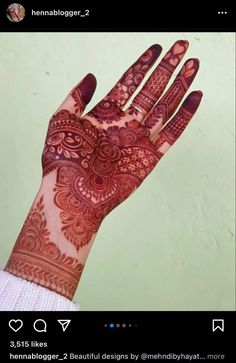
left=5, top=171, right=99, bottom=299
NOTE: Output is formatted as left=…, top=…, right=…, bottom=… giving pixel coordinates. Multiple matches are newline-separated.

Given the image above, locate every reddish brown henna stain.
left=6, top=44, right=202, bottom=300
left=144, top=58, right=199, bottom=130
left=72, top=73, right=97, bottom=114
left=90, top=45, right=161, bottom=123
left=42, top=111, right=157, bottom=251
left=153, top=91, right=203, bottom=160
left=5, top=196, right=84, bottom=299
left=131, top=40, right=189, bottom=115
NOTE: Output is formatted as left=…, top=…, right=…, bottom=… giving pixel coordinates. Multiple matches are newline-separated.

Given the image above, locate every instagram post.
left=0, top=1, right=235, bottom=361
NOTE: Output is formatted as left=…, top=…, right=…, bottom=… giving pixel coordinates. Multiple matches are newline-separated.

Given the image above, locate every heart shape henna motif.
left=173, top=43, right=186, bottom=55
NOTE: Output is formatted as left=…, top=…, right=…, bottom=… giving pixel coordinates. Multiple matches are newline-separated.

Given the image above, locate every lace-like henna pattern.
left=42, top=111, right=157, bottom=251
left=5, top=196, right=83, bottom=299
left=131, top=40, right=189, bottom=115
left=89, top=45, right=162, bottom=123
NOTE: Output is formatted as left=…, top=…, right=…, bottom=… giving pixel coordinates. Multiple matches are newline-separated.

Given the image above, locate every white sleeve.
left=0, top=270, right=79, bottom=311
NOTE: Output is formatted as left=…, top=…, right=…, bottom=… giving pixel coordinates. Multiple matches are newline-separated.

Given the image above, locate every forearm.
left=5, top=171, right=97, bottom=300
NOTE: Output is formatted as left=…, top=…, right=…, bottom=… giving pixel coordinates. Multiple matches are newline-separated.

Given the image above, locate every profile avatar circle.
left=6, top=3, right=25, bottom=22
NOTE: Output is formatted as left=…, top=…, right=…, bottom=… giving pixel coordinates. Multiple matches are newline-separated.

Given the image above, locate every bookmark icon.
left=57, top=319, right=71, bottom=332
left=212, top=319, right=224, bottom=332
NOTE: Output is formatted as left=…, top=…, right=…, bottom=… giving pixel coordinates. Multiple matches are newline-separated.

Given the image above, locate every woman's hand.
left=5, top=41, right=202, bottom=299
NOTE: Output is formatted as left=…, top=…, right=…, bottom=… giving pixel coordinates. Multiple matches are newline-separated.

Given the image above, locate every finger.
left=88, top=45, right=162, bottom=125
left=56, top=73, right=97, bottom=117
left=127, top=40, right=189, bottom=119
left=152, top=91, right=203, bottom=160
left=107, top=44, right=162, bottom=107
left=145, top=58, right=199, bottom=138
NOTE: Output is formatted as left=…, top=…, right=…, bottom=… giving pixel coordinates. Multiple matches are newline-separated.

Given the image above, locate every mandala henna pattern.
left=5, top=196, right=84, bottom=299
left=43, top=111, right=158, bottom=251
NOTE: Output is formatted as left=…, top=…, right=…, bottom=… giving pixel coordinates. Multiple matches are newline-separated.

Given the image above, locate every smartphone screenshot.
left=0, top=1, right=235, bottom=361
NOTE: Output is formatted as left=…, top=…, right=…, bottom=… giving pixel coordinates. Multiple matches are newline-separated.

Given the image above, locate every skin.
left=5, top=41, right=203, bottom=299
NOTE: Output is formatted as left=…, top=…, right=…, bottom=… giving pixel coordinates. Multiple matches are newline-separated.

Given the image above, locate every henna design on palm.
left=42, top=42, right=202, bottom=252
left=42, top=112, right=157, bottom=251
left=6, top=41, right=203, bottom=299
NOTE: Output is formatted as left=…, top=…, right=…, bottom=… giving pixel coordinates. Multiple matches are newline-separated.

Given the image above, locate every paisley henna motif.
left=42, top=110, right=98, bottom=175
left=43, top=111, right=157, bottom=251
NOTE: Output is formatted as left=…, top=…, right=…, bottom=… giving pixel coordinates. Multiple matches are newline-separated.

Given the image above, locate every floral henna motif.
left=5, top=196, right=83, bottom=299
left=42, top=111, right=158, bottom=251
left=89, top=100, right=124, bottom=124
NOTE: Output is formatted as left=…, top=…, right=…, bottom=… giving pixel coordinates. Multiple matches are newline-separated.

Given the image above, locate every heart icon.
left=9, top=319, right=23, bottom=332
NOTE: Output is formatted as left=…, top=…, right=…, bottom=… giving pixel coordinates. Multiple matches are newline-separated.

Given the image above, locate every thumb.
left=56, top=73, right=97, bottom=117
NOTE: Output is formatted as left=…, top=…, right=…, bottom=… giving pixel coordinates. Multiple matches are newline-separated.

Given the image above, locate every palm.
left=42, top=41, right=202, bottom=251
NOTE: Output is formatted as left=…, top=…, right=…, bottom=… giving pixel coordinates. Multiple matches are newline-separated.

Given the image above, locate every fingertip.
left=150, top=44, right=163, bottom=56
left=175, top=39, right=189, bottom=49
left=195, top=90, right=203, bottom=98
left=184, top=58, right=200, bottom=68
left=86, top=73, right=97, bottom=87
left=180, top=58, right=200, bottom=85
left=182, top=91, right=203, bottom=113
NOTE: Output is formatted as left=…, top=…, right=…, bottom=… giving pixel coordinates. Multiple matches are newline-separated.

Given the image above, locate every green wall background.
left=0, top=33, right=235, bottom=310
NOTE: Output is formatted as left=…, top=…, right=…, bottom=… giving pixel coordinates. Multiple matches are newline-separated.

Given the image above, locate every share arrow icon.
left=57, top=320, right=71, bottom=332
